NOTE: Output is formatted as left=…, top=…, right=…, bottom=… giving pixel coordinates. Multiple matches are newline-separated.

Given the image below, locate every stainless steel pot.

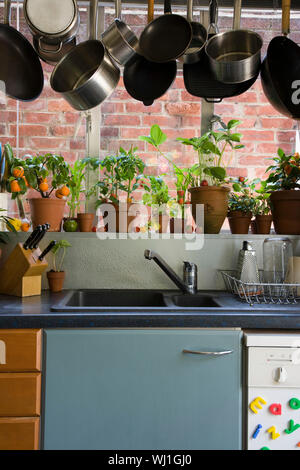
left=50, top=0, right=120, bottom=111
left=205, top=0, right=262, bottom=84
left=24, top=0, right=79, bottom=65
left=101, top=0, right=139, bottom=66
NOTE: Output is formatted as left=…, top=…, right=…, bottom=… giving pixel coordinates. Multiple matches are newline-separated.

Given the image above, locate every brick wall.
left=2, top=4, right=300, bottom=216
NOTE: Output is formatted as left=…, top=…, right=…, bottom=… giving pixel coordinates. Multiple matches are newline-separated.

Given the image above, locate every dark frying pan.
left=261, top=0, right=300, bottom=120
left=123, top=0, right=176, bottom=106
left=0, top=0, right=43, bottom=101
left=183, top=0, right=258, bottom=102
left=139, top=0, right=192, bottom=63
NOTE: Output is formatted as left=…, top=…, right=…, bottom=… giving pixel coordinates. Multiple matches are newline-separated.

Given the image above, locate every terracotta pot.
left=255, top=214, right=272, bottom=234
left=29, top=198, right=66, bottom=232
left=270, top=190, right=300, bottom=234
left=99, top=204, right=139, bottom=233
left=228, top=210, right=252, bottom=234
left=77, top=213, right=94, bottom=232
left=189, top=186, right=230, bottom=234
left=47, top=271, right=65, bottom=292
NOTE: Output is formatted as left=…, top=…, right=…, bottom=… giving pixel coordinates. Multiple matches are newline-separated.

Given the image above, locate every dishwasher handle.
left=182, top=349, right=233, bottom=356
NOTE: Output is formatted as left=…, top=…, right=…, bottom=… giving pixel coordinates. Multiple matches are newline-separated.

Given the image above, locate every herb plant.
left=49, top=239, right=72, bottom=272
left=266, top=148, right=300, bottom=190
left=228, top=177, right=260, bottom=214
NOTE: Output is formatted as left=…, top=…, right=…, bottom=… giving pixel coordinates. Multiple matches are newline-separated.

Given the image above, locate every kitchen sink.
left=51, top=289, right=222, bottom=312
left=167, top=294, right=221, bottom=308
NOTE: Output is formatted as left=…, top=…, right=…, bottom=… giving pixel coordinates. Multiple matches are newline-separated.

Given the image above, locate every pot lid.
left=25, top=0, right=76, bottom=35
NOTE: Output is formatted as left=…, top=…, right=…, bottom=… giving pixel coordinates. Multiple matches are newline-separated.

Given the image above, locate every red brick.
left=48, top=100, right=74, bottom=112
left=166, top=102, right=201, bottom=116
left=10, top=124, right=47, bottom=136
left=242, top=130, right=275, bottom=142
left=29, top=137, right=68, bottom=151
left=103, top=115, right=140, bottom=126
left=121, top=128, right=149, bottom=139
left=142, top=115, right=179, bottom=128
left=23, top=112, right=53, bottom=124
left=126, top=102, right=162, bottom=114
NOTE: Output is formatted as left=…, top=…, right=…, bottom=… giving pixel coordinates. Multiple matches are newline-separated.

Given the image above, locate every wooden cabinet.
left=43, top=329, right=242, bottom=450
left=0, top=329, right=42, bottom=450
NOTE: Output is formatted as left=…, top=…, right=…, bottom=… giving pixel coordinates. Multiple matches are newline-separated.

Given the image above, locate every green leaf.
left=227, top=119, right=241, bottom=129
left=150, top=125, right=167, bottom=146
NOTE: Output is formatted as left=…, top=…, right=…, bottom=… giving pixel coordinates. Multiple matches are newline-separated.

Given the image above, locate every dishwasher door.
left=247, top=345, right=300, bottom=450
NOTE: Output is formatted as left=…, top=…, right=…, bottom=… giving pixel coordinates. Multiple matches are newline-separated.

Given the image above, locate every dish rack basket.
left=220, top=270, right=300, bottom=305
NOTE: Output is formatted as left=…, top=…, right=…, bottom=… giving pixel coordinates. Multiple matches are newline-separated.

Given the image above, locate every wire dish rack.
left=220, top=270, right=300, bottom=305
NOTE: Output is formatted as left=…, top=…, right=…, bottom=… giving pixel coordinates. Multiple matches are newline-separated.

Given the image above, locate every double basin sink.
left=51, top=289, right=221, bottom=312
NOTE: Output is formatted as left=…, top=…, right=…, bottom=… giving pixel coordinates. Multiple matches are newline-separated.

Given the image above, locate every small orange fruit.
left=10, top=180, right=21, bottom=193
left=60, top=186, right=70, bottom=196
left=22, top=176, right=29, bottom=187
left=55, top=189, right=63, bottom=199
left=21, top=222, right=30, bottom=232
left=39, top=182, right=49, bottom=192
left=12, top=166, right=24, bottom=178
left=127, top=197, right=132, bottom=204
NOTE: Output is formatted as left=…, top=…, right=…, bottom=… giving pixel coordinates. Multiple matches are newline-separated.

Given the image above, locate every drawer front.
left=0, top=417, right=40, bottom=450
left=0, top=373, right=41, bottom=417
left=0, top=329, right=41, bottom=372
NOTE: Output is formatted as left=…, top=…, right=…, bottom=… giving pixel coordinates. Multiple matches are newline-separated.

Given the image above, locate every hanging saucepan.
left=123, top=0, right=176, bottom=106
left=261, top=0, right=300, bottom=120
left=24, top=0, right=79, bottom=65
left=0, top=0, right=43, bottom=101
left=139, top=0, right=192, bottom=63
left=50, top=0, right=120, bottom=111
left=180, top=0, right=207, bottom=65
left=183, top=0, right=258, bottom=102
left=205, top=0, right=262, bottom=84
left=101, top=0, right=139, bottom=66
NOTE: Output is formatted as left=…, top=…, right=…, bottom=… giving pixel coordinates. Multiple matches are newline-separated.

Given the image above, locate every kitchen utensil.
left=180, top=0, right=207, bottom=65
left=205, top=0, right=262, bottom=84
left=139, top=0, right=192, bottom=63
left=23, top=225, right=42, bottom=250
left=236, top=241, right=259, bottom=284
left=24, top=0, right=79, bottom=65
left=0, top=143, right=4, bottom=192
left=50, top=0, right=120, bottom=111
left=261, top=0, right=300, bottom=120
left=0, top=243, right=48, bottom=297
left=101, top=0, right=139, bottom=66
left=38, top=240, right=57, bottom=262
left=263, top=237, right=293, bottom=291
left=0, top=0, right=43, bottom=101
left=183, top=0, right=258, bottom=102
left=31, top=223, right=50, bottom=250
left=123, top=0, right=176, bottom=106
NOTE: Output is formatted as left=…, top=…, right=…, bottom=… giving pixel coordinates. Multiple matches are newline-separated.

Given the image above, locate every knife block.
left=0, top=243, right=48, bottom=297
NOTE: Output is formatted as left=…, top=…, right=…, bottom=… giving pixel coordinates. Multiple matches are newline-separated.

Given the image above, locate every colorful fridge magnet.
left=250, top=397, right=267, bottom=414
left=284, top=420, right=300, bottom=434
left=252, top=424, right=262, bottom=439
left=267, top=426, right=280, bottom=440
left=289, top=398, right=300, bottom=410
left=269, top=403, right=282, bottom=415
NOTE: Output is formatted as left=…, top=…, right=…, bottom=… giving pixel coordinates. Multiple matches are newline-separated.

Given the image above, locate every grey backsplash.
left=1, top=233, right=300, bottom=290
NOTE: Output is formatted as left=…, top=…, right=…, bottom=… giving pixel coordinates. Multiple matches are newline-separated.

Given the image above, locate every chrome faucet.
left=144, top=249, right=197, bottom=295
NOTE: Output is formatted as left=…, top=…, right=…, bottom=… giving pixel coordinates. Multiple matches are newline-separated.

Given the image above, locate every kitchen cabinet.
left=0, top=329, right=42, bottom=450
left=43, top=329, right=242, bottom=450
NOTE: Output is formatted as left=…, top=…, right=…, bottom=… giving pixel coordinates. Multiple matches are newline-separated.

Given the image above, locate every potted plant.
left=139, top=125, right=194, bottom=233
left=47, top=239, right=71, bottom=292
left=95, top=147, right=145, bottom=232
left=142, top=175, right=176, bottom=233
left=252, top=180, right=273, bottom=234
left=10, top=153, right=70, bottom=232
left=266, top=148, right=300, bottom=234
left=178, top=120, right=245, bottom=234
left=228, top=177, right=258, bottom=234
left=65, top=157, right=100, bottom=232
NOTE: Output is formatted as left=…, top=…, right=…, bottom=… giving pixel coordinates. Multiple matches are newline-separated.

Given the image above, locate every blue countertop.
left=0, top=290, right=300, bottom=329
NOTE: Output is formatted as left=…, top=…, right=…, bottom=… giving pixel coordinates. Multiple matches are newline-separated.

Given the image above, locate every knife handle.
left=23, top=226, right=42, bottom=250
left=32, top=224, right=49, bottom=249
left=38, top=240, right=57, bottom=261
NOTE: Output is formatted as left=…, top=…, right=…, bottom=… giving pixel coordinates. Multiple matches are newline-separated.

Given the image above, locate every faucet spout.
left=144, top=249, right=197, bottom=294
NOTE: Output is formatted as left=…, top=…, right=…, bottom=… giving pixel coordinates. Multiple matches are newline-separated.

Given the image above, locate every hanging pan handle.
left=164, top=0, right=172, bottom=15
left=89, top=0, right=98, bottom=41
left=3, top=0, right=11, bottom=26
left=148, top=0, right=154, bottom=23
left=282, top=0, right=291, bottom=36
left=233, top=0, right=242, bottom=30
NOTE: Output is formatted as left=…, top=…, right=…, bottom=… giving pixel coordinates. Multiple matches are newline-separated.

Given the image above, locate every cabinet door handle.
left=182, top=349, right=233, bottom=356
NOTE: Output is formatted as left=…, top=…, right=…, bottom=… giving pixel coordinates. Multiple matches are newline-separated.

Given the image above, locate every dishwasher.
left=245, top=331, right=300, bottom=450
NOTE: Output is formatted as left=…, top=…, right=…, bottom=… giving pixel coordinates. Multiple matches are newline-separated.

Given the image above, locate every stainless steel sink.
left=51, top=289, right=222, bottom=312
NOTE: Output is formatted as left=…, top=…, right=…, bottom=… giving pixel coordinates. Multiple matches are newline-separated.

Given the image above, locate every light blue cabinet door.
left=43, top=329, right=242, bottom=450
